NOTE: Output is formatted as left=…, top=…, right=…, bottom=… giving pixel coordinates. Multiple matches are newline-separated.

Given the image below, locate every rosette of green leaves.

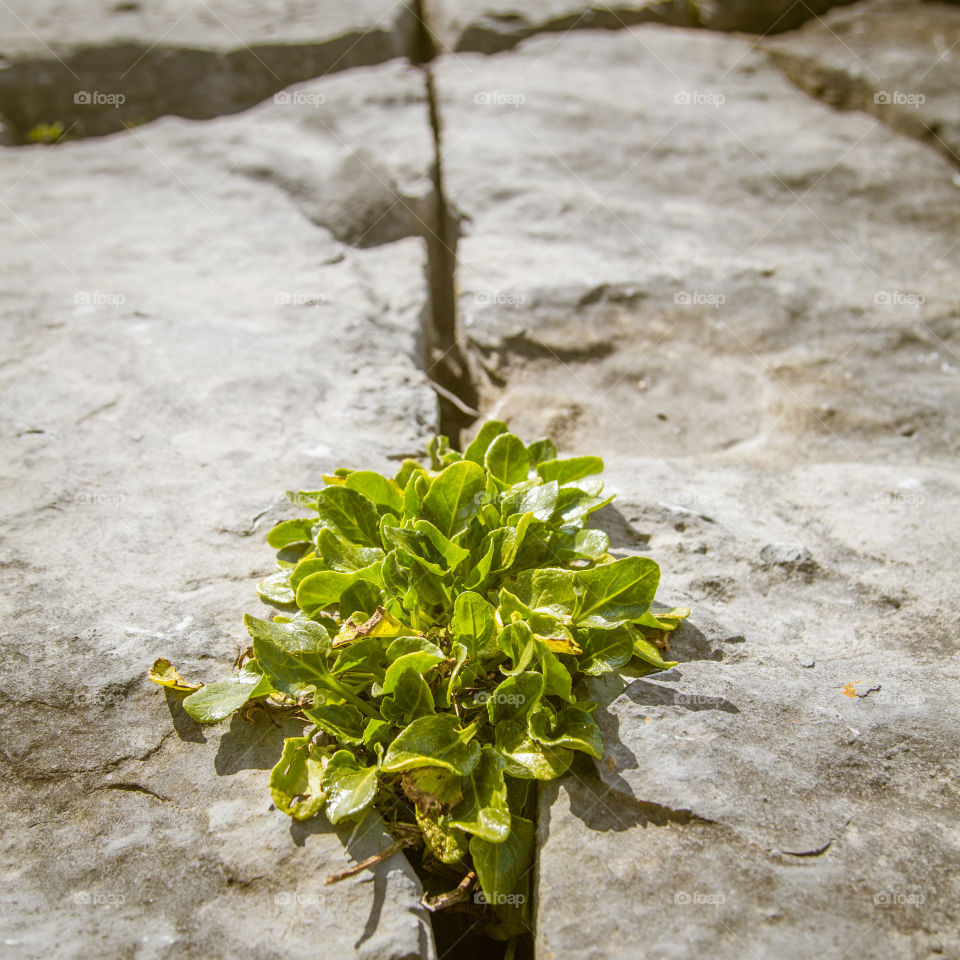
left=152, top=425, right=686, bottom=925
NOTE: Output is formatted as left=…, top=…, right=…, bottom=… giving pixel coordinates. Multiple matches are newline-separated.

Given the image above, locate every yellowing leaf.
left=148, top=658, right=201, bottom=692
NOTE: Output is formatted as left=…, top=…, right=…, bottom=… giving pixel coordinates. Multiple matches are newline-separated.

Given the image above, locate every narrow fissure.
left=404, top=18, right=527, bottom=960
left=409, top=0, right=479, bottom=449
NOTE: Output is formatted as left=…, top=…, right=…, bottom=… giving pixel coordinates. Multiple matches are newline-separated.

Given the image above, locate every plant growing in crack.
left=151, top=423, right=687, bottom=943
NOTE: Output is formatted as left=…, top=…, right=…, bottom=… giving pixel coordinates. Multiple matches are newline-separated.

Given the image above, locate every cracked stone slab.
left=434, top=23, right=960, bottom=957
left=0, top=61, right=437, bottom=960
left=531, top=458, right=960, bottom=959
left=425, top=0, right=857, bottom=55
left=435, top=24, right=960, bottom=463
left=0, top=0, right=419, bottom=138
left=763, top=0, right=960, bottom=167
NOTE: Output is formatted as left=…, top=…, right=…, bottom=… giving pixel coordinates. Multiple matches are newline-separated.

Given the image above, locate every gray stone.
left=426, top=0, right=857, bottom=56
left=0, top=0, right=420, bottom=139
left=0, top=60, right=438, bottom=960
left=435, top=22, right=960, bottom=959
left=759, top=541, right=814, bottom=571
left=764, top=0, right=960, bottom=167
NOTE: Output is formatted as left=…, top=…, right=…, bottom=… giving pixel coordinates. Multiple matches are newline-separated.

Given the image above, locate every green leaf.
left=381, top=716, right=481, bottom=776
left=321, top=750, right=379, bottom=824
left=266, top=518, right=315, bottom=548
left=344, top=471, right=403, bottom=515
left=554, top=488, right=614, bottom=526
left=315, top=528, right=384, bottom=573
left=381, top=660, right=437, bottom=724
left=470, top=814, right=535, bottom=901
left=572, top=556, right=660, bottom=627
left=447, top=746, right=511, bottom=842
left=315, top=486, right=380, bottom=547
left=629, top=625, right=678, bottom=669
left=529, top=703, right=602, bottom=758
left=484, top=433, right=530, bottom=486
left=417, top=807, right=469, bottom=864
left=182, top=671, right=264, bottom=723
left=494, top=718, right=574, bottom=780
left=256, top=571, right=295, bottom=605
left=452, top=591, right=496, bottom=660
left=303, top=703, right=366, bottom=745
left=502, top=480, right=558, bottom=522
left=420, top=460, right=486, bottom=538
left=536, top=455, right=604, bottom=484
left=485, top=672, right=543, bottom=724
left=246, top=614, right=331, bottom=689
left=496, top=621, right=537, bottom=676
left=526, top=437, right=558, bottom=465
left=464, top=420, right=508, bottom=464
left=555, top=528, right=610, bottom=560
left=295, top=562, right=381, bottom=613
left=270, top=736, right=327, bottom=820
left=413, top=520, right=471, bottom=569
left=577, top=626, right=634, bottom=676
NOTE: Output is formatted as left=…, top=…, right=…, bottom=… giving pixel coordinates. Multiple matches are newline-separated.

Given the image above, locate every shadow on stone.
left=588, top=503, right=651, bottom=551
left=214, top=713, right=302, bottom=775
left=163, top=687, right=206, bottom=744
left=623, top=678, right=739, bottom=714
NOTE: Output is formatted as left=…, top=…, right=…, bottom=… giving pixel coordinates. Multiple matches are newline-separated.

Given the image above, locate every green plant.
left=151, top=425, right=687, bottom=934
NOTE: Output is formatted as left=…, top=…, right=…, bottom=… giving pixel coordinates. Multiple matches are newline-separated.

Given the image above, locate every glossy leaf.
left=322, top=750, right=379, bottom=824
left=485, top=433, right=530, bottom=486
left=470, top=814, right=535, bottom=900
left=420, top=460, right=486, bottom=538
left=381, top=716, right=481, bottom=776
left=447, top=746, right=511, bottom=842
left=270, top=735, right=327, bottom=820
